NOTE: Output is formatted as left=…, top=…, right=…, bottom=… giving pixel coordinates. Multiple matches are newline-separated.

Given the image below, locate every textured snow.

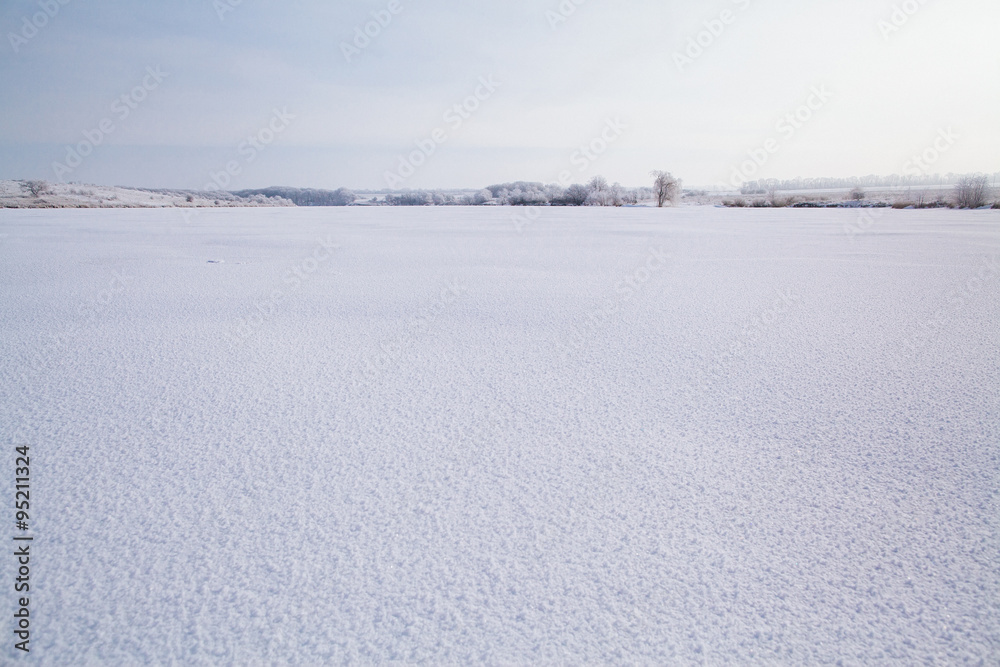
left=1, top=206, right=999, bottom=664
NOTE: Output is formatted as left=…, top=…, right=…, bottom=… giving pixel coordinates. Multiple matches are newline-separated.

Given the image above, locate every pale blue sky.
left=1, top=0, right=997, bottom=190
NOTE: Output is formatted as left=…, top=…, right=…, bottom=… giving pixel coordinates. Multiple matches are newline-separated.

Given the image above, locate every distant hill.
left=0, top=180, right=293, bottom=209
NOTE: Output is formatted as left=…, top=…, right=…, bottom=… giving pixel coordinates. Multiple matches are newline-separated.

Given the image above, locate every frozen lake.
left=1, top=206, right=999, bottom=663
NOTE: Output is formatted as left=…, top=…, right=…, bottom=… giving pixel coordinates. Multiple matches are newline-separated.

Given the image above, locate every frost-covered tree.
left=650, top=171, right=681, bottom=207
left=482, top=182, right=549, bottom=206
left=22, top=180, right=50, bottom=198
left=584, top=176, right=613, bottom=206
left=588, top=176, right=609, bottom=194
left=331, top=188, right=356, bottom=206
left=563, top=184, right=590, bottom=206
left=954, top=175, right=990, bottom=208
left=544, top=184, right=565, bottom=202
left=508, top=187, right=548, bottom=206
left=386, top=191, right=432, bottom=206
left=609, top=182, right=626, bottom=207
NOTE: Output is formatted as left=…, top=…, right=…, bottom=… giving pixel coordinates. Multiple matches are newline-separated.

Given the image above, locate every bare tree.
left=954, top=175, right=990, bottom=208
left=767, top=182, right=779, bottom=205
left=22, top=180, right=51, bottom=198
left=650, top=171, right=681, bottom=207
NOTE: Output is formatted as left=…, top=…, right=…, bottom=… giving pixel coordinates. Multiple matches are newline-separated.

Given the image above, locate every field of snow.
left=1, top=206, right=998, bottom=664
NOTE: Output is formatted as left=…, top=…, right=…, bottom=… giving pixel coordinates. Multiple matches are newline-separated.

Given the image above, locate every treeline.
left=740, top=172, right=1000, bottom=194
left=477, top=179, right=657, bottom=206
left=434, top=179, right=656, bottom=207
left=232, top=178, right=662, bottom=207
left=232, top=186, right=356, bottom=206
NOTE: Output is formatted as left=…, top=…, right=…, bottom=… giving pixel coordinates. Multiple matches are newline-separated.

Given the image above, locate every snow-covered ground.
left=1, top=206, right=998, bottom=664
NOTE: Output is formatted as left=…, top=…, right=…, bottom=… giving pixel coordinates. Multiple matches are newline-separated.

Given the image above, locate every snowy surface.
left=1, top=206, right=999, bottom=664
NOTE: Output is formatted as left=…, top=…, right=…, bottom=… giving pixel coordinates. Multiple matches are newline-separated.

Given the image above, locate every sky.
left=0, top=0, right=998, bottom=191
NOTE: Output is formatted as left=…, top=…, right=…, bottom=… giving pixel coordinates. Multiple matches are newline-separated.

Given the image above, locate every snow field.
left=0, top=206, right=998, bottom=664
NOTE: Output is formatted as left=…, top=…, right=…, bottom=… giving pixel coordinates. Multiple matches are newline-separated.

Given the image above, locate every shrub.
left=471, top=189, right=493, bottom=205
left=892, top=201, right=913, bottom=209
left=550, top=184, right=590, bottom=206
left=485, top=182, right=546, bottom=200
left=507, top=188, right=548, bottom=206
left=954, top=175, right=990, bottom=208
left=849, top=187, right=865, bottom=201
left=386, top=192, right=432, bottom=206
